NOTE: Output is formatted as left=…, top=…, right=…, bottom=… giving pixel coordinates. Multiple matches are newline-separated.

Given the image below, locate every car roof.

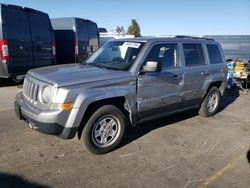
left=113, top=36, right=218, bottom=44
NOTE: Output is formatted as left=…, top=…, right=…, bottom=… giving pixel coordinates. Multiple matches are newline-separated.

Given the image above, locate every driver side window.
left=144, top=43, right=180, bottom=70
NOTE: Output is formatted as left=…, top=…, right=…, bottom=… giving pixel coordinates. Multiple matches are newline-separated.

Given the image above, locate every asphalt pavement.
left=0, top=79, right=250, bottom=188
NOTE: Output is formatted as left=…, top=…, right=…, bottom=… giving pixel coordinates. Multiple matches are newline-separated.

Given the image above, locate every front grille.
left=23, top=78, right=40, bottom=102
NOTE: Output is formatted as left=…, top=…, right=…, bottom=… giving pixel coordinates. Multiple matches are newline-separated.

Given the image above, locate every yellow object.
left=60, top=103, right=73, bottom=110
left=233, top=60, right=248, bottom=79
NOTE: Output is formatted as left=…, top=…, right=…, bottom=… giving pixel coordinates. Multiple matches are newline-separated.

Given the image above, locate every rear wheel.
left=81, top=105, right=127, bottom=154
left=199, top=86, right=221, bottom=117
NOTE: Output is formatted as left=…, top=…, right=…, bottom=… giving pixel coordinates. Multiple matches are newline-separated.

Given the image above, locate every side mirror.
left=142, top=61, right=161, bottom=73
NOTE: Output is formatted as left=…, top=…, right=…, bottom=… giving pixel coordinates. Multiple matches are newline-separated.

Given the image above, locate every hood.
left=27, top=64, right=131, bottom=87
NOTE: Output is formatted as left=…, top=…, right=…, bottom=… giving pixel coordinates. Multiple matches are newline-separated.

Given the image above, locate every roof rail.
left=174, top=35, right=214, bottom=41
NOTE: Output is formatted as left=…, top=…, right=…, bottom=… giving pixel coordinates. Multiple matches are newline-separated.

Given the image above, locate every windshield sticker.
left=122, top=42, right=141, bottom=48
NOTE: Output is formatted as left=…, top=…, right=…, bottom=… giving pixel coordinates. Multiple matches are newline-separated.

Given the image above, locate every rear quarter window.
left=183, top=43, right=206, bottom=66
left=207, top=44, right=223, bottom=64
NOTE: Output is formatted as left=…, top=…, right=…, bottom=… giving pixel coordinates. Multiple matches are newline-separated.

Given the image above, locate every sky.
left=1, top=0, right=250, bottom=36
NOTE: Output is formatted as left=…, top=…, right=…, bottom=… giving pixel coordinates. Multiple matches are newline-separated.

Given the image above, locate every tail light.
left=74, top=41, right=79, bottom=63
left=74, top=41, right=79, bottom=56
left=0, top=39, right=9, bottom=62
left=52, top=41, right=56, bottom=58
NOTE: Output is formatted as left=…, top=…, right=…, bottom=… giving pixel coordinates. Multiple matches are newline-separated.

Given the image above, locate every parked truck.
left=51, top=17, right=99, bottom=64
left=0, top=4, right=56, bottom=81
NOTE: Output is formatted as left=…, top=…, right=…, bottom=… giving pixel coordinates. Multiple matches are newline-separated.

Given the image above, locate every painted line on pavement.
left=196, top=154, right=245, bottom=188
left=0, top=107, right=14, bottom=112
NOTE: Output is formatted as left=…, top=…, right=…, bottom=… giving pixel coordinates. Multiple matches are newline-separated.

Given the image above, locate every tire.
left=199, top=86, right=221, bottom=117
left=81, top=105, right=127, bottom=154
left=13, top=77, right=23, bottom=83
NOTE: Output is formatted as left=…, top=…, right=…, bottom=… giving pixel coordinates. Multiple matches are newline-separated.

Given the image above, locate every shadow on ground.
left=0, top=78, right=23, bottom=88
left=0, top=173, right=49, bottom=188
left=121, top=89, right=240, bottom=148
left=247, top=149, right=250, bottom=164
left=121, top=110, right=198, bottom=148
left=220, top=87, right=240, bottom=112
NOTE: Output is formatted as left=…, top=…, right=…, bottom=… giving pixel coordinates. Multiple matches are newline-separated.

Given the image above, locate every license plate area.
left=14, top=102, right=22, bottom=120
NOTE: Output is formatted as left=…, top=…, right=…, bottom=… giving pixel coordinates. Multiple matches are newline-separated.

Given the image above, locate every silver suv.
left=15, top=36, right=228, bottom=154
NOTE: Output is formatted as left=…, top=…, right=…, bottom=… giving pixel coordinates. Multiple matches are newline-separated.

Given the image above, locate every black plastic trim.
left=14, top=101, right=77, bottom=139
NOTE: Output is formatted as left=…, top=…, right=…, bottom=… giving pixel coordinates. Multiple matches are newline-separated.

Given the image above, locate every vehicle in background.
left=51, top=17, right=99, bottom=64
left=99, top=32, right=134, bottom=46
left=98, top=27, right=108, bottom=33
left=100, top=36, right=115, bottom=46
left=0, top=4, right=56, bottom=80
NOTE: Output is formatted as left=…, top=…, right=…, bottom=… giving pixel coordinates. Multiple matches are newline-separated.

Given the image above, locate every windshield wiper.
left=90, top=63, right=109, bottom=69
left=89, top=63, right=125, bottom=71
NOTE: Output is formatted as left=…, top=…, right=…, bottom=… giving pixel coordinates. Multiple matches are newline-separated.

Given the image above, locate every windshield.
left=86, top=41, right=145, bottom=70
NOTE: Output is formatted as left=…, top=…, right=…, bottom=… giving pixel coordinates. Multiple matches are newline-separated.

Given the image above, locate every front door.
left=137, top=43, right=184, bottom=120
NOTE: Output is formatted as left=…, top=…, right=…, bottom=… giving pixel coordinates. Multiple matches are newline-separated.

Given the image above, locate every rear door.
left=87, top=21, right=99, bottom=54
left=206, top=43, right=227, bottom=87
left=27, top=9, right=53, bottom=68
left=76, top=19, right=89, bottom=63
left=181, top=43, right=209, bottom=108
left=54, top=30, right=75, bottom=64
left=2, top=5, right=33, bottom=75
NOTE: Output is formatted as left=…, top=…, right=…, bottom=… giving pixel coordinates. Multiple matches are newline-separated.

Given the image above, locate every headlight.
left=41, top=85, right=53, bottom=104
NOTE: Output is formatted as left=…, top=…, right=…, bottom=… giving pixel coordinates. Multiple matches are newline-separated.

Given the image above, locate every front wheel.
left=199, top=86, right=221, bottom=117
left=81, top=105, right=127, bottom=154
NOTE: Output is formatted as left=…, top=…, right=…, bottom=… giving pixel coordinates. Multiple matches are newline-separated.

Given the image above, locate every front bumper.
left=14, top=92, right=77, bottom=139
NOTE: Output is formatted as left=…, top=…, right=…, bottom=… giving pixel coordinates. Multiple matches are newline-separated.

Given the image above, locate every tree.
left=115, top=26, right=125, bottom=35
left=127, top=19, right=141, bottom=37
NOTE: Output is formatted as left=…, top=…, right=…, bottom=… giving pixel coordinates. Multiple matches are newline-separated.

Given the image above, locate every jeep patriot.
left=15, top=36, right=228, bottom=154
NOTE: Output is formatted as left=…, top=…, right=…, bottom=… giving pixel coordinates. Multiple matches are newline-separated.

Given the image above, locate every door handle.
left=201, top=71, right=210, bottom=75
left=171, top=74, right=183, bottom=79
left=172, top=74, right=178, bottom=78
left=171, top=74, right=179, bottom=80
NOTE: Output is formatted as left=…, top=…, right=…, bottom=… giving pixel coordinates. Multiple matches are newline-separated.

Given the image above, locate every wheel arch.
left=77, top=96, right=133, bottom=139
left=202, top=80, right=223, bottom=99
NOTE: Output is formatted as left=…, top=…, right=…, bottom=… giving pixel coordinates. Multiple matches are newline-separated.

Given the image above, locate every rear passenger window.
left=88, top=23, right=98, bottom=40
left=183, top=44, right=205, bottom=66
left=207, top=44, right=223, bottom=64
left=87, top=22, right=99, bottom=52
left=77, top=22, right=88, bottom=41
left=145, top=43, right=180, bottom=69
